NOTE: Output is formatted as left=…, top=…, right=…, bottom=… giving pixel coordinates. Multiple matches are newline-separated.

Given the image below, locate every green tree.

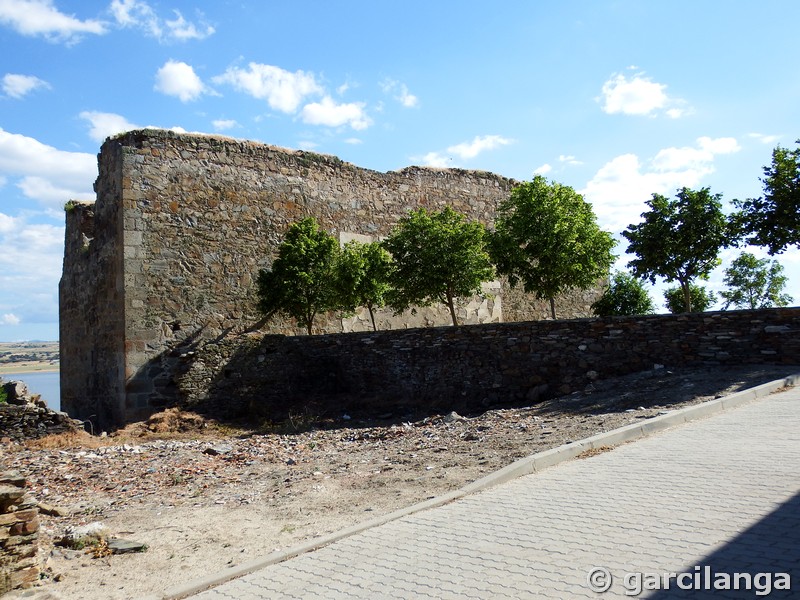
left=382, top=206, right=494, bottom=326
left=720, top=252, right=792, bottom=310
left=623, top=187, right=730, bottom=313
left=0, top=381, right=7, bottom=405
left=491, top=175, right=616, bottom=319
left=256, top=217, right=340, bottom=335
left=591, top=271, right=656, bottom=317
left=734, top=140, right=800, bottom=255
left=335, top=240, right=393, bottom=331
left=663, top=284, right=717, bottom=314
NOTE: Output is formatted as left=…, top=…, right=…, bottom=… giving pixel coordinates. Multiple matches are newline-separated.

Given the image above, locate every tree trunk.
left=549, top=297, right=557, bottom=320
left=446, top=295, right=459, bottom=326
left=367, top=305, right=377, bottom=331
left=306, top=309, right=315, bottom=335
left=681, top=282, right=692, bottom=312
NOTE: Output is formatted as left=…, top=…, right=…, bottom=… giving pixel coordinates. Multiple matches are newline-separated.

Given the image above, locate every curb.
left=160, top=372, right=800, bottom=600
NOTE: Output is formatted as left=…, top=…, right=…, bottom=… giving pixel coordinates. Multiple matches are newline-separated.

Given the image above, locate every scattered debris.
left=1, top=364, right=795, bottom=599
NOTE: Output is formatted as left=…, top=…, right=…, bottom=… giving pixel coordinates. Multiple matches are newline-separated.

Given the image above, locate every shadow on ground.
left=643, top=491, right=799, bottom=599
left=180, top=363, right=800, bottom=436
left=533, top=364, right=800, bottom=417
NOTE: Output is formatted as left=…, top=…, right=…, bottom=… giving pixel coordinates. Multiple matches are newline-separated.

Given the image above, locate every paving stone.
left=189, top=387, right=800, bottom=599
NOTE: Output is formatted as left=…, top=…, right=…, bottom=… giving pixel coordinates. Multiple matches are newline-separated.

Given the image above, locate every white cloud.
left=748, top=132, right=782, bottom=145
left=109, top=0, right=213, bottom=42
left=599, top=71, right=690, bottom=118
left=109, top=0, right=156, bottom=30
left=154, top=60, right=207, bottom=102
left=297, top=140, right=318, bottom=151
left=0, top=127, right=96, bottom=208
left=581, top=137, right=742, bottom=235
left=1, top=313, right=20, bottom=326
left=213, top=63, right=322, bottom=113
left=0, top=212, right=14, bottom=233
left=414, top=135, right=512, bottom=169
left=212, top=119, right=237, bottom=131
left=533, top=163, right=552, bottom=175
left=697, top=136, right=740, bottom=154
left=651, top=136, right=740, bottom=173
left=665, top=107, right=691, bottom=119
left=79, top=111, right=138, bottom=143
left=164, top=10, right=214, bottom=41
left=0, top=215, right=64, bottom=331
left=300, top=96, right=372, bottom=130
left=418, top=152, right=451, bottom=168
left=447, top=135, right=512, bottom=160
left=559, top=154, right=582, bottom=166
left=2, top=73, right=50, bottom=99
left=380, top=78, right=419, bottom=108
left=0, top=0, right=107, bottom=43
left=344, top=138, right=363, bottom=145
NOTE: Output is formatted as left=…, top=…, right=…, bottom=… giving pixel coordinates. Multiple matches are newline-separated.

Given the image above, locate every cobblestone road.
left=188, top=386, right=800, bottom=599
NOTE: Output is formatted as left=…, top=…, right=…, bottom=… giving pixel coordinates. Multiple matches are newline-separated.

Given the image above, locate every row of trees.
left=596, top=140, right=798, bottom=315
left=258, top=140, right=798, bottom=332
left=257, top=176, right=615, bottom=333
left=593, top=252, right=792, bottom=317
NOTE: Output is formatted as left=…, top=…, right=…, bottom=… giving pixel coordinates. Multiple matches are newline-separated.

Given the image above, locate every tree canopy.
left=623, top=187, right=730, bottom=313
left=663, top=284, right=717, bottom=314
left=734, top=140, right=800, bottom=255
left=491, top=175, right=616, bottom=319
left=382, top=207, right=494, bottom=326
left=256, top=217, right=340, bottom=334
left=335, top=240, right=393, bottom=331
left=591, top=271, right=655, bottom=317
left=720, top=252, right=792, bottom=310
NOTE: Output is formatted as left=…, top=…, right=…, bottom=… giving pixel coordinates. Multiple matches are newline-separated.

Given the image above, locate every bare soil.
left=3, top=364, right=798, bottom=600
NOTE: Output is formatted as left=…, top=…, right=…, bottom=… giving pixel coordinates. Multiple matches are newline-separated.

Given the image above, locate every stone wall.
left=0, top=406, right=82, bottom=442
left=176, top=308, right=800, bottom=421
left=60, top=129, right=601, bottom=430
left=0, top=380, right=82, bottom=442
left=0, top=472, right=39, bottom=594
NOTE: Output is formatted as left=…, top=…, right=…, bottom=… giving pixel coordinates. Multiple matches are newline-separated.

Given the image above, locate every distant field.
left=0, top=341, right=59, bottom=375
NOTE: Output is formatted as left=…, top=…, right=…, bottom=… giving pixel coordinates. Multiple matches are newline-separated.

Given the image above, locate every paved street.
left=187, top=385, right=800, bottom=599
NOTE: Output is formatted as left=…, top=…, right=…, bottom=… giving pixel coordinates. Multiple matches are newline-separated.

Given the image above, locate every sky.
left=0, top=0, right=799, bottom=341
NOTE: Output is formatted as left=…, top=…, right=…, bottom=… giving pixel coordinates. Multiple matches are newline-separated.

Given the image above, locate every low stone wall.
left=0, top=472, right=39, bottom=594
left=0, top=405, right=83, bottom=442
left=0, top=380, right=83, bottom=441
left=176, top=307, right=800, bottom=422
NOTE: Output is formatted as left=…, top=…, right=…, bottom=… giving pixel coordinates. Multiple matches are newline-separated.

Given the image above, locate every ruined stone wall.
left=177, top=308, right=800, bottom=421
left=61, top=129, right=601, bottom=429
left=0, top=472, right=40, bottom=593
left=60, top=152, right=127, bottom=428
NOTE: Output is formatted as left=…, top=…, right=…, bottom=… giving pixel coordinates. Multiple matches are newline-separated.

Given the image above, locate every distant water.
left=1, top=371, right=60, bottom=411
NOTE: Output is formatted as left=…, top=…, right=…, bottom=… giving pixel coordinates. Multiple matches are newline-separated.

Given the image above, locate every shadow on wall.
left=643, top=491, right=799, bottom=599
left=173, top=334, right=389, bottom=428
left=128, top=308, right=800, bottom=433
left=123, top=326, right=215, bottom=427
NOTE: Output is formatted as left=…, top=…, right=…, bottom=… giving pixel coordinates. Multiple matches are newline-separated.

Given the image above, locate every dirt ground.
left=3, top=363, right=798, bottom=600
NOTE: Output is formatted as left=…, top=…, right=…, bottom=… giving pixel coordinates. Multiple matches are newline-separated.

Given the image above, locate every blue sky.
left=1, top=0, right=799, bottom=341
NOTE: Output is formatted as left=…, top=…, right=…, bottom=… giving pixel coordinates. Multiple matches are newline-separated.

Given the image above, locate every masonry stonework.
left=0, top=472, right=40, bottom=594
left=177, top=308, right=800, bottom=422
left=60, top=129, right=601, bottom=430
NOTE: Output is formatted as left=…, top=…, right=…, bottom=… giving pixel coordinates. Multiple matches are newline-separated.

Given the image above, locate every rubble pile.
left=0, top=379, right=83, bottom=442
left=0, top=471, right=40, bottom=594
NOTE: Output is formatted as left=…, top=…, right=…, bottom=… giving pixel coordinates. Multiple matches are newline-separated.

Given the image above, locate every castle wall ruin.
left=60, top=129, right=601, bottom=430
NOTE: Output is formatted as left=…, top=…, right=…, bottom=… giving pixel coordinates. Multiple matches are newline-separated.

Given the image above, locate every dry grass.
left=24, top=429, right=108, bottom=450
left=576, top=445, right=615, bottom=459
